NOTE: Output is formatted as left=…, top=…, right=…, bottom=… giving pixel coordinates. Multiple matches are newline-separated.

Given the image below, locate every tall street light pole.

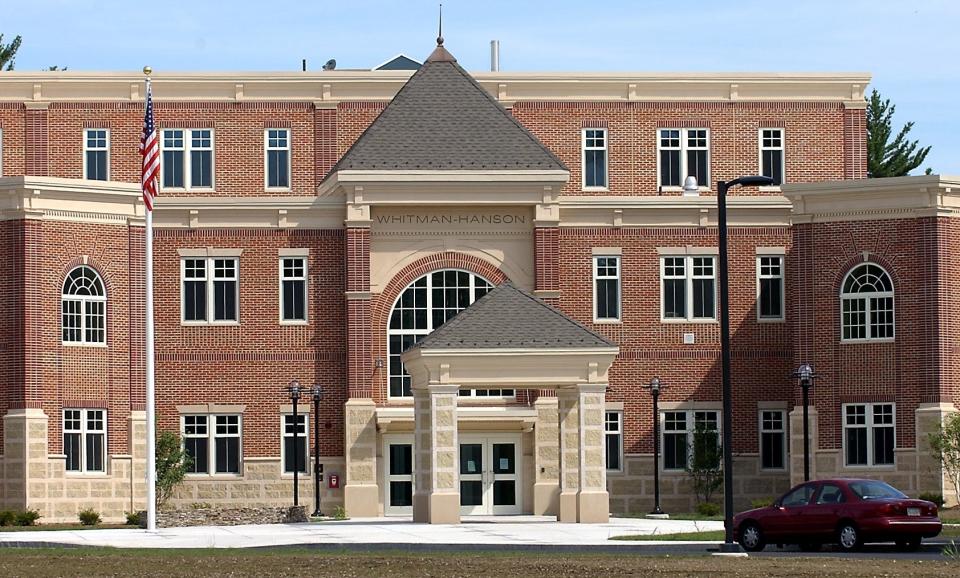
left=717, top=175, right=774, bottom=552
left=287, top=379, right=302, bottom=508
left=642, top=377, right=668, bottom=517
left=793, top=363, right=816, bottom=482
left=311, top=384, right=324, bottom=518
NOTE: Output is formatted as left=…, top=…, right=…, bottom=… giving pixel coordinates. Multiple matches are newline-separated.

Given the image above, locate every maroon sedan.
left=733, top=478, right=941, bottom=552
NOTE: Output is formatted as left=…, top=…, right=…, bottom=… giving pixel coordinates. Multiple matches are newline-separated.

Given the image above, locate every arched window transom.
left=387, top=270, right=498, bottom=398
left=840, top=263, right=894, bottom=341
left=62, top=266, right=106, bottom=345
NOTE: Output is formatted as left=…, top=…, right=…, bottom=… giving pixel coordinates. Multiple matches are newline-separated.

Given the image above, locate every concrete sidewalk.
left=0, top=516, right=723, bottom=549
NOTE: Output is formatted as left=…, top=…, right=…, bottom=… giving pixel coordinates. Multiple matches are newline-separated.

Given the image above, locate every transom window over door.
left=62, top=266, right=106, bottom=345
left=840, top=263, right=894, bottom=341
left=388, top=270, right=492, bottom=398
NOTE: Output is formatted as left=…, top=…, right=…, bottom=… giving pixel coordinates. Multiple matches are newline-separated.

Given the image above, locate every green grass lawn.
left=0, top=523, right=131, bottom=532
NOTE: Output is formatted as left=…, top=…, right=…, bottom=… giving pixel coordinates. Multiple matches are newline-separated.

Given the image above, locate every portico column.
left=412, top=384, right=460, bottom=524
left=557, top=383, right=609, bottom=523
left=533, top=394, right=560, bottom=515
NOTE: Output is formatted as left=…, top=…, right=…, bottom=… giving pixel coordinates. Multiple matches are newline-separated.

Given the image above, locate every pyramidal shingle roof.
left=408, top=282, right=616, bottom=351
left=324, top=43, right=567, bottom=177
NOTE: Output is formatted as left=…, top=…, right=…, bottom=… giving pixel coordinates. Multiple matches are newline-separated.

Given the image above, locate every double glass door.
left=459, top=435, right=521, bottom=515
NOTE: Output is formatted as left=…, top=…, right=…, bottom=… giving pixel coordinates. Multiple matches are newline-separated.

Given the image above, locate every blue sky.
left=5, top=0, right=957, bottom=172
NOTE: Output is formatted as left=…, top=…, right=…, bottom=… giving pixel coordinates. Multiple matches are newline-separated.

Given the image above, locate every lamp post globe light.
left=286, top=379, right=302, bottom=508
left=311, top=383, right=324, bottom=518
left=717, top=175, right=775, bottom=552
left=792, top=363, right=817, bottom=482
left=642, top=377, right=668, bottom=518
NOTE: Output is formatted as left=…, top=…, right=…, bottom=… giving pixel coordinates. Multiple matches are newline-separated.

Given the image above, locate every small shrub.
left=750, top=497, right=774, bottom=509
left=78, top=508, right=101, bottom=526
left=333, top=505, right=347, bottom=521
left=125, top=511, right=141, bottom=526
left=189, top=502, right=212, bottom=510
left=944, top=540, right=960, bottom=560
left=14, top=510, right=40, bottom=526
left=696, top=502, right=721, bottom=517
left=918, top=492, right=945, bottom=507
left=0, top=510, right=15, bottom=526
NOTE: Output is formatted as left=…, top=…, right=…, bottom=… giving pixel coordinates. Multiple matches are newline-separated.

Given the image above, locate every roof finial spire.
left=437, top=3, right=444, bottom=46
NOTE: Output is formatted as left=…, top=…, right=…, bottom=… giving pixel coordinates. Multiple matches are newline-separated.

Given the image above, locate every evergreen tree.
left=0, top=34, right=22, bottom=71
left=867, top=89, right=932, bottom=177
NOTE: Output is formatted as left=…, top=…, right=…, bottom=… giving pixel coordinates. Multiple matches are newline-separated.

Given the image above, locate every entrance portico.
left=401, top=283, right=618, bottom=524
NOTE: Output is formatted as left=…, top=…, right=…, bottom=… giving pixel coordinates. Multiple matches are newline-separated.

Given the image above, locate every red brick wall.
left=0, top=220, right=25, bottom=449
left=0, top=104, right=26, bottom=177
left=938, top=218, right=960, bottom=406
left=152, top=229, right=346, bottom=457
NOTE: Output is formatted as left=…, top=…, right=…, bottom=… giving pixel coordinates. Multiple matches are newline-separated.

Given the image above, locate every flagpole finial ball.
left=143, top=66, right=152, bottom=76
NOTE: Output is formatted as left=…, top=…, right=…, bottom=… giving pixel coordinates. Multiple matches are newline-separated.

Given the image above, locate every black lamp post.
left=286, top=379, right=302, bottom=508
left=642, top=377, right=667, bottom=517
left=718, top=175, right=775, bottom=551
left=792, top=363, right=816, bottom=482
left=310, top=383, right=324, bottom=517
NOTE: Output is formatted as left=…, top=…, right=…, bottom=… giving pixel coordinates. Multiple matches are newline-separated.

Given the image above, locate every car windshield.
left=847, top=480, right=906, bottom=500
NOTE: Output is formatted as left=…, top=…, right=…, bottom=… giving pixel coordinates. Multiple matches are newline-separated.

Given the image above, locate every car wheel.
left=837, top=522, right=862, bottom=552
left=895, top=537, right=921, bottom=551
left=739, top=522, right=766, bottom=552
left=799, top=542, right=821, bottom=552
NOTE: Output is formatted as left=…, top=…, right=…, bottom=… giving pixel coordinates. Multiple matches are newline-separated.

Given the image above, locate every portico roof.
left=408, top=282, right=615, bottom=351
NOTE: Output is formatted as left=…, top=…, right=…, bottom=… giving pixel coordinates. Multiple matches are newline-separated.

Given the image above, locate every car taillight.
left=880, top=503, right=904, bottom=516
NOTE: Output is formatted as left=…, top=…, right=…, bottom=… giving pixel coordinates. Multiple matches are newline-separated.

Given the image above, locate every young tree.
left=155, top=430, right=192, bottom=509
left=687, top=421, right=723, bottom=505
left=867, top=89, right=932, bottom=177
left=928, top=412, right=960, bottom=506
left=0, top=34, right=22, bottom=71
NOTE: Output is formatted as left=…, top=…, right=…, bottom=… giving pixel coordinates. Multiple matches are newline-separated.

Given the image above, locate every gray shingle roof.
left=324, top=44, right=566, bottom=177
left=408, top=283, right=616, bottom=351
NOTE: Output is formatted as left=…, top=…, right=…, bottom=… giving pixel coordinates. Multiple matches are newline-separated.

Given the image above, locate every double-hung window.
left=757, top=256, right=785, bottom=321
left=593, top=255, right=621, bottom=321
left=280, top=257, right=307, bottom=323
left=265, top=128, right=290, bottom=189
left=83, top=128, right=109, bottom=181
left=841, top=263, right=895, bottom=341
left=759, top=128, right=784, bottom=185
left=663, top=410, right=720, bottom=470
left=162, top=129, right=213, bottom=189
left=760, top=410, right=787, bottom=470
left=658, top=128, right=709, bottom=189
left=605, top=411, right=623, bottom=471
left=582, top=128, right=608, bottom=189
left=63, top=409, right=106, bottom=473
left=282, top=414, right=309, bottom=474
left=661, top=255, right=716, bottom=321
left=182, top=414, right=242, bottom=474
left=843, top=403, right=895, bottom=467
left=182, top=257, right=238, bottom=323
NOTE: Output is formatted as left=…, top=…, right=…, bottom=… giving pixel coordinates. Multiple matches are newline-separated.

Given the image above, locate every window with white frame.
left=757, top=256, right=784, bottom=321
left=844, top=403, right=895, bottom=467
left=282, top=414, right=308, bottom=474
left=663, top=410, right=719, bottom=470
left=661, top=255, right=716, bottom=321
left=280, top=257, right=307, bottom=322
left=582, top=128, right=608, bottom=189
left=760, top=409, right=786, bottom=470
left=658, top=128, right=709, bottom=189
left=605, top=411, right=622, bottom=471
left=841, top=263, right=894, bottom=341
left=162, top=128, right=213, bottom=189
left=593, top=255, right=620, bottom=321
left=265, top=128, right=290, bottom=189
left=0, top=128, right=4, bottom=176
left=388, top=270, right=492, bottom=398
left=83, top=128, right=109, bottom=181
left=63, top=409, right=106, bottom=473
left=182, top=257, right=238, bottom=323
left=181, top=414, right=242, bottom=474
left=759, top=128, right=784, bottom=186
left=458, top=388, right=515, bottom=398
left=62, top=266, right=106, bottom=345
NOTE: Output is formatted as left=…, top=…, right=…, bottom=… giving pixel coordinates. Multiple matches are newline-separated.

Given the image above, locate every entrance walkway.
left=0, top=516, right=723, bottom=549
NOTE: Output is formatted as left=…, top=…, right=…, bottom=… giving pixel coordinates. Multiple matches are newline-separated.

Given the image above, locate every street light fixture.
left=310, top=383, right=324, bottom=518
left=717, top=175, right=775, bottom=552
left=642, top=377, right=668, bottom=517
left=286, top=379, right=302, bottom=508
left=792, top=363, right=817, bottom=482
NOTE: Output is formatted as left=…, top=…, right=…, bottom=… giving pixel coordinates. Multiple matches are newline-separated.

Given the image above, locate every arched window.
left=62, top=266, right=106, bottom=345
left=387, top=270, right=493, bottom=398
left=840, top=263, right=894, bottom=341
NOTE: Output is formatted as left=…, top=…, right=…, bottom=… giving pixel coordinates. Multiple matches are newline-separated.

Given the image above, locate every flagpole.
left=143, top=66, right=157, bottom=532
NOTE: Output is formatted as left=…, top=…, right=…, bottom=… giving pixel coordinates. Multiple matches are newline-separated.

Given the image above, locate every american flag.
left=139, top=80, right=159, bottom=211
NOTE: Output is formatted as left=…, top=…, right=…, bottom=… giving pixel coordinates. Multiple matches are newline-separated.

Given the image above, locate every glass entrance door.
left=384, top=435, right=413, bottom=516
left=459, top=434, right=522, bottom=515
